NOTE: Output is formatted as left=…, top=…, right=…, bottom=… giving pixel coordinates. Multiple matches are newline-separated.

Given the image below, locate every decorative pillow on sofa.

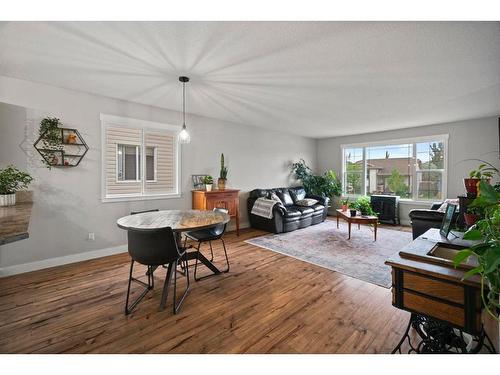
left=436, top=199, right=459, bottom=213
left=295, top=198, right=318, bottom=207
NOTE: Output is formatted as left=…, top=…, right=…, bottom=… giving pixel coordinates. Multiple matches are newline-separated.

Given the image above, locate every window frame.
left=116, top=144, right=141, bottom=183
left=340, top=134, right=449, bottom=202
left=145, top=146, right=157, bottom=183
left=101, top=114, right=182, bottom=203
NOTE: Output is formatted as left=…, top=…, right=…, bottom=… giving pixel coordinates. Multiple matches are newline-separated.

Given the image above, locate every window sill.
left=102, top=193, right=181, bottom=203
left=340, top=196, right=437, bottom=206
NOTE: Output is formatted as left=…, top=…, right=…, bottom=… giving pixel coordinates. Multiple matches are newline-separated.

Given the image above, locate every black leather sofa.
left=247, top=186, right=329, bottom=233
left=408, top=202, right=459, bottom=240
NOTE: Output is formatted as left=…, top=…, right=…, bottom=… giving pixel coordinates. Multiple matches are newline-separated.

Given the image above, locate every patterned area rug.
left=245, top=220, right=412, bottom=288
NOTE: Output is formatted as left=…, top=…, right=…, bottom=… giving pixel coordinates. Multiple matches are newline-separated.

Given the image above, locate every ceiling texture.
left=0, top=21, right=499, bottom=138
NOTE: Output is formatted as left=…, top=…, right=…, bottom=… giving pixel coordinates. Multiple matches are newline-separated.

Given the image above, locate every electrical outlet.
left=88, top=232, right=95, bottom=241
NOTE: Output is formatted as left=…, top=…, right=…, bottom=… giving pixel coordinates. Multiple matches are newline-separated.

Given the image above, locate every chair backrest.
left=127, top=227, right=181, bottom=266
left=130, top=209, right=159, bottom=215
left=211, top=208, right=229, bottom=236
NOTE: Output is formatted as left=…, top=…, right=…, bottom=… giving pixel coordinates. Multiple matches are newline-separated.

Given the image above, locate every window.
left=101, top=114, right=181, bottom=201
left=341, top=135, right=448, bottom=201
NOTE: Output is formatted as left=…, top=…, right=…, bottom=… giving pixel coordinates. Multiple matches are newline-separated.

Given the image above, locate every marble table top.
left=117, top=209, right=230, bottom=232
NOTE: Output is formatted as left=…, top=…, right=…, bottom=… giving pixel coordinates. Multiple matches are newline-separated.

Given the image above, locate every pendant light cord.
left=182, top=81, right=186, bottom=126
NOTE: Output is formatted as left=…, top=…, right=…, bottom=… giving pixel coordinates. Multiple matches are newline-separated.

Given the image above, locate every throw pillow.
left=295, top=198, right=318, bottom=207
left=436, top=198, right=459, bottom=213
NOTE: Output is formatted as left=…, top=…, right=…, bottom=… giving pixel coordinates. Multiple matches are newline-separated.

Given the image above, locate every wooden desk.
left=192, top=189, right=240, bottom=236
left=385, top=229, right=497, bottom=353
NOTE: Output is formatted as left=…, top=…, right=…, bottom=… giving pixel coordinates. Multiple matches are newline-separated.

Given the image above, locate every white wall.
left=317, top=117, right=500, bottom=224
left=0, top=76, right=317, bottom=274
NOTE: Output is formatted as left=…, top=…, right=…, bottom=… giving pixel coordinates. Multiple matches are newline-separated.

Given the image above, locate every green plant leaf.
left=483, top=247, right=500, bottom=274
left=463, top=229, right=483, bottom=240
left=462, top=266, right=483, bottom=280
left=453, top=249, right=473, bottom=267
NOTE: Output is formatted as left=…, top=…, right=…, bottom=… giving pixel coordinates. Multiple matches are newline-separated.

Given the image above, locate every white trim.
left=0, top=244, right=128, bottom=277
left=101, top=114, right=182, bottom=202
left=340, top=134, right=449, bottom=201
left=340, top=134, right=449, bottom=149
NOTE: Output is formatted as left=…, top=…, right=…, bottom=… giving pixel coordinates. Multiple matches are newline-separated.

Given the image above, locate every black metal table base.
left=392, top=313, right=497, bottom=354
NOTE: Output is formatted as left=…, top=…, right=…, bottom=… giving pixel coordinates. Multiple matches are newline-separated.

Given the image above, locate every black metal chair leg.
left=220, top=237, right=230, bottom=273
left=173, top=256, right=190, bottom=314
left=194, top=241, right=202, bottom=281
left=125, top=260, right=154, bottom=315
left=160, top=262, right=174, bottom=311
left=209, top=241, right=214, bottom=262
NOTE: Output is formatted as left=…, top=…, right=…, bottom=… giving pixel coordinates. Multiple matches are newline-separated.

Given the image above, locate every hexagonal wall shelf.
left=34, top=127, right=89, bottom=167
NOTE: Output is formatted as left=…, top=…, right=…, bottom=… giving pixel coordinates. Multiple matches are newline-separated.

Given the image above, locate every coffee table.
left=336, top=209, right=378, bottom=241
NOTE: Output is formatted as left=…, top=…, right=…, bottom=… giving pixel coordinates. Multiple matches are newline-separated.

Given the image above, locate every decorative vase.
left=349, top=209, right=357, bottom=217
left=0, top=193, right=16, bottom=206
left=205, top=184, right=212, bottom=192
left=217, top=178, right=226, bottom=190
left=341, top=204, right=348, bottom=212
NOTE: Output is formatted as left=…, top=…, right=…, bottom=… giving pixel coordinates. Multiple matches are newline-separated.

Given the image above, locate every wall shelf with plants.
left=33, top=117, right=89, bottom=168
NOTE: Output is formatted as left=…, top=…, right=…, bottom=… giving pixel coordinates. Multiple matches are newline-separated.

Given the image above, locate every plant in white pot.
left=202, top=175, right=213, bottom=192
left=0, top=165, right=33, bottom=206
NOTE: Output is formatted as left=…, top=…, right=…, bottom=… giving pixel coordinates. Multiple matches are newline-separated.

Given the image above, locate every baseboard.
left=0, top=244, right=128, bottom=277
left=0, top=221, right=252, bottom=277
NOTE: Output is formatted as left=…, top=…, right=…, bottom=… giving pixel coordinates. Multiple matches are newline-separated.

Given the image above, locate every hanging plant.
left=38, top=117, right=63, bottom=168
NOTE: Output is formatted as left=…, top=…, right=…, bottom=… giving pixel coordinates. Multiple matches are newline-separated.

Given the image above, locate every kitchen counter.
left=0, top=202, right=33, bottom=245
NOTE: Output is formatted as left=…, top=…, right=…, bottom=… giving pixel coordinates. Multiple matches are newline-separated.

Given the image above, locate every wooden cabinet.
left=192, top=189, right=240, bottom=235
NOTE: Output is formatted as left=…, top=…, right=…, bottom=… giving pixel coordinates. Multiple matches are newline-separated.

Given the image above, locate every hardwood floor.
left=0, top=225, right=411, bottom=353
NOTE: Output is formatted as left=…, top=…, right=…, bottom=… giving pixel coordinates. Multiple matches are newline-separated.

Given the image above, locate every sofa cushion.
left=290, top=187, right=306, bottom=202
left=284, top=208, right=302, bottom=219
left=311, top=203, right=325, bottom=213
left=295, top=198, right=318, bottom=207
left=291, top=206, right=314, bottom=216
left=277, top=189, right=294, bottom=206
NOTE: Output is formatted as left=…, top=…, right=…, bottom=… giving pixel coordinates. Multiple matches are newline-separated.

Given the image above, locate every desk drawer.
left=403, top=273, right=464, bottom=304
left=206, top=198, right=236, bottom=215
left=207, top=192, right=237, bottom=200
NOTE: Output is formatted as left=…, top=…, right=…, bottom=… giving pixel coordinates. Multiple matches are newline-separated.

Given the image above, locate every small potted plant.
left=464, top=206, right=483, bottom=227
left=218, top=153, right=228, bottom=190
left=203, top=175, right=213, bottom=192
left=341, top=198, right=349, bottom=212
left=464, top=163, right=495, bottom=197
left=0, top=165, right=33, bottom=206
left=351, top=196, right=377, bottom=216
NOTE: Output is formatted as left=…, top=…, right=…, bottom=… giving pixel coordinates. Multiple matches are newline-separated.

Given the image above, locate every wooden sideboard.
left=192, top=189, right=240, bottom=236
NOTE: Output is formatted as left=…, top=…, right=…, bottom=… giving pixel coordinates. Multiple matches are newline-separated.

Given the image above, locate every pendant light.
left=178, top=76, right=191, bottom=144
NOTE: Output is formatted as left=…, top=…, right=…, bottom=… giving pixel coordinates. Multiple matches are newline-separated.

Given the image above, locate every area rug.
left=245, top=220, right=412, bottom=288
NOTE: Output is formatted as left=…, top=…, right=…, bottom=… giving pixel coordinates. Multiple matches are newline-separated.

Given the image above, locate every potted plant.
left=454, top=180, right=500, bottom=344
left=464, top=162, right=495, bottom=197
left=0, top=165, right=33, bottom=206
left=218, top=153, right=228, bottom=190
left=350, top=196, right=377, bottom=216
left=38, top=117, right=63, bottom=168
left=291, top=159, right=341, bottom=199
left=341, top=198, right=349, bottom=212
left=203, top=175, right=213, bottom=192
left=464, top=206, right=483, bottom=227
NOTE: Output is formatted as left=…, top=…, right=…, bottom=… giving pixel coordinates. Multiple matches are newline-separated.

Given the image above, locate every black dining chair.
left=125, top=226, right=190, bottom=315
left=130, top=209, right=159, bottom=215
left=184, top=208, right=230, bottom=281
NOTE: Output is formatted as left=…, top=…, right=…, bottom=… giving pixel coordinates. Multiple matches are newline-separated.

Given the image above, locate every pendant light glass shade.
left=178, top=124, right=191, bottom=144
left=178, top=76, right=191, bottom=144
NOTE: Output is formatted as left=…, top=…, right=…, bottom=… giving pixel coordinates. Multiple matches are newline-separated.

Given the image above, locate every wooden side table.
left=192, top=189, right=240, bottom=236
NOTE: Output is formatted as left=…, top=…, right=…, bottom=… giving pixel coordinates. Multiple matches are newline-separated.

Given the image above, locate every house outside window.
left=101, top=114, right=181, bottom=202
left=342, top=135, right=448, bottom=201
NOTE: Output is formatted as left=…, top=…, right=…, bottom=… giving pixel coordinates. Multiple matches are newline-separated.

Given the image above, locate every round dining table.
left=117, top=209, right=231, bottom=277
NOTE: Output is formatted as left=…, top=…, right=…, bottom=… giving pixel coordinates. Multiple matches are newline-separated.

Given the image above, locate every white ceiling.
left=0, top=21, right=499, bottom=138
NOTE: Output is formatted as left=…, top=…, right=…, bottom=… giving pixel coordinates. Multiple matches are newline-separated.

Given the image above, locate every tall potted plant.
left=218, top=153, right=228, bottom=190
left=0, top=165, right=33, bottom=206
left=291, top=159, right=341, bottom=199
left=454, top=171, right=500, bottom=350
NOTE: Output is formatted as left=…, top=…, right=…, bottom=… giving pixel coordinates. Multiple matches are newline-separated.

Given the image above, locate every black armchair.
left=408, top=202, right=459, bottom=239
